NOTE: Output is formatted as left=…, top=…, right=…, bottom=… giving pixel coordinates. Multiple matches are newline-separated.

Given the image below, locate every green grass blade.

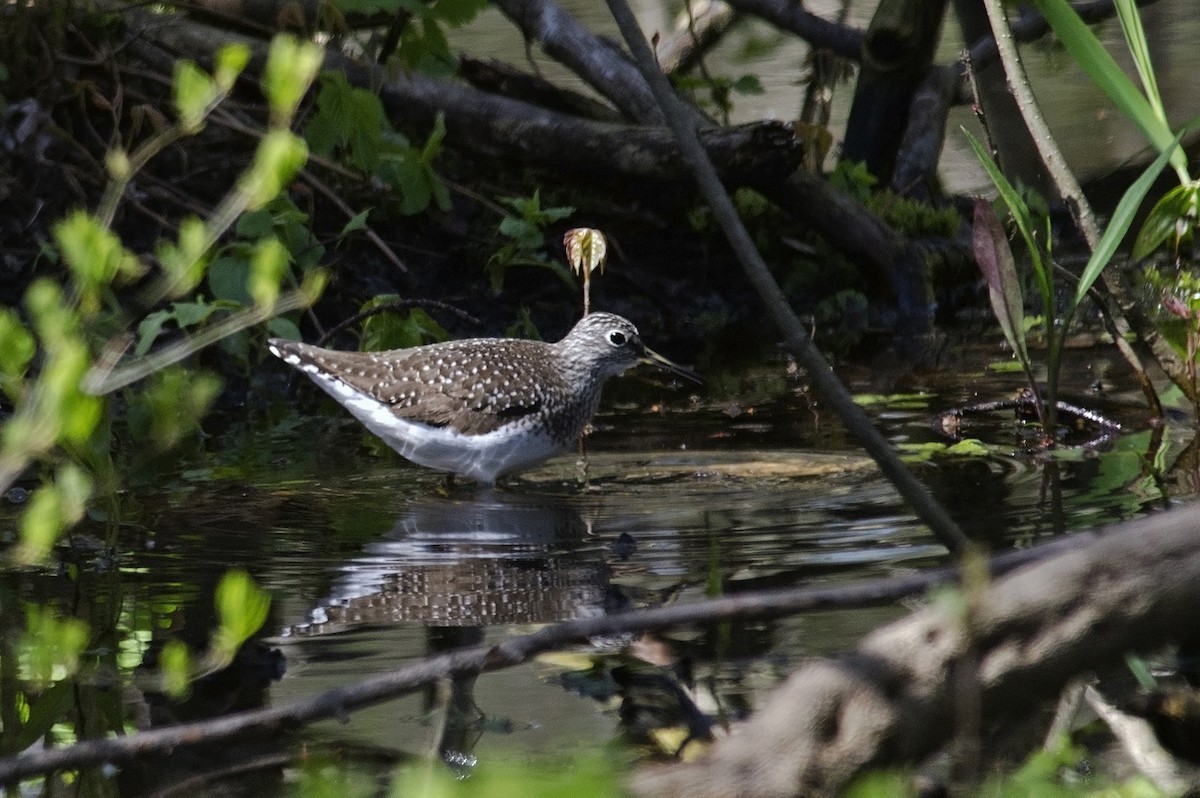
left=1114, top=0, right=1165, bottom=123
left=1071, top=127, right=1189, bottom=310
left=1034, top=0, right=1188, bottom=182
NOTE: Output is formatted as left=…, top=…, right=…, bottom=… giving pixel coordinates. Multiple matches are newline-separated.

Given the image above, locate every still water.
left=12, top=336, right=1187, bottom=792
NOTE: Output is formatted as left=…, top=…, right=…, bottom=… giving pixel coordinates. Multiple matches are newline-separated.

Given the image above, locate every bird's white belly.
left=309, top=371, right=566, bottom=483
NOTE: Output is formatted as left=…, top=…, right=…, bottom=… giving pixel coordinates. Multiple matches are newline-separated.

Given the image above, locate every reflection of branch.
left=0, top=532, right=1095, bottom=782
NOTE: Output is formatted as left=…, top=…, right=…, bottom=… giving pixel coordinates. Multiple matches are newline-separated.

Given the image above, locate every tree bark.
left=842, top=0, right=948, bottom=182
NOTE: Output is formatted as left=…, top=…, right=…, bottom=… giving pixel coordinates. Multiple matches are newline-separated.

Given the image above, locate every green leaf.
left=209, top=257, right=253, bottom=304
left=236, top=209, right=276, bottom=240
left=160, top=640, right=193, bottom=700
left=419, top=113, right=446, bottom=163
left=731, top=74, right=765, bottom=95
left=432, top=0, right=488, bottom=26
left=170, top=300, right=219, bottom=328
left=53, top=211, right=140, bottom=294
left=1072, top=127, right=1189, bottom=311
left=158, top=218, right=210, bottom=297
left=361, top=303, right=449, bottom=351
left=240, top=131, right=309, bottom=209
left=249, top=237, right=288, bottom=308
left=340, top=209, right=371, bottom=236
left=266, top=316, right=302, bottom=341
left=134, top=310, right=170, bottom=358
left=214, top=43, right=250, bottom=93
left=1114, top=0, right=1165, bottom=131
left=0, top=308, right=35, bottom=399
left=173, top=60, right=218, bottom=132
left=18, top=466, right=93, bottom=564
left=261, top=35, right=324, bottom=124
left=335, top=0, right=400, bottom=13
left=305, top=72, right=387, bottom=171
left=1133, top=182, right=1200, bottom=261
left=1033, top=0, right=1188, bottom=182
left=213, top=570, right=271, bottom=663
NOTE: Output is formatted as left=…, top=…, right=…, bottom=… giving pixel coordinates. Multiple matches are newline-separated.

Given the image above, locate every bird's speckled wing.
left=271, top=338, right=568, bottom=435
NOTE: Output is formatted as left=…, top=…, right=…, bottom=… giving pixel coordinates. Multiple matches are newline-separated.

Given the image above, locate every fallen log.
left=630, top=505, right=1200, bottom=797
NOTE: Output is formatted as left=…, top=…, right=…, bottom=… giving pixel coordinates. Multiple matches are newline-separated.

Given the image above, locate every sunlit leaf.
left=54, top=211, right=141, bottom=301
left=1133, top=182, right=1200, bottom=261
left=158, top=218, right=211, bottom=297
left=18, top=466, right=92, bottom=564
left=160, top=639, right=193, bottom=700
left=213, top=43, right=250, bottom=93
left=18, top=487, right=67, bottom=564
left=249, top=238, right=288, bottom=308
left=0, top=308, right=35, bottom=400
left=261, top=35, right=323, bottom=124
left=240, top=131, right=308, bottom=209
left=213, top=570, right=271, bottom=663
left=563, top=228, right=607, bottom=277
left=173, top=60, right=218, bottom=132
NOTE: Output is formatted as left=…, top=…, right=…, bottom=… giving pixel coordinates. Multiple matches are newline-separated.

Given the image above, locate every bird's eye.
left=608, top=331, right=627, bottom=346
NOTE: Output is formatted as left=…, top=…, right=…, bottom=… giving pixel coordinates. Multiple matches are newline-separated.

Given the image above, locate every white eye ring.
left=608, top=330, right=627, bottom=347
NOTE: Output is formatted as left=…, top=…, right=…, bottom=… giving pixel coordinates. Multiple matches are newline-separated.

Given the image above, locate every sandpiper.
left=268, top=312, right=698, bottom=484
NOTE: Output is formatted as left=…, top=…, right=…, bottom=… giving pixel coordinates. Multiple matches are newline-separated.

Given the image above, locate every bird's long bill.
left=641, top=347, right=703, bottom=385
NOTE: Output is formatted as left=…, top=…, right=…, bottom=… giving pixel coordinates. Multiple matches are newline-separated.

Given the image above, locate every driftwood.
left=490, top=0, right=672, bottom=125
left=457, top=55, right=625, bottom=122
left=630, top=505, right=1200, bottom=797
